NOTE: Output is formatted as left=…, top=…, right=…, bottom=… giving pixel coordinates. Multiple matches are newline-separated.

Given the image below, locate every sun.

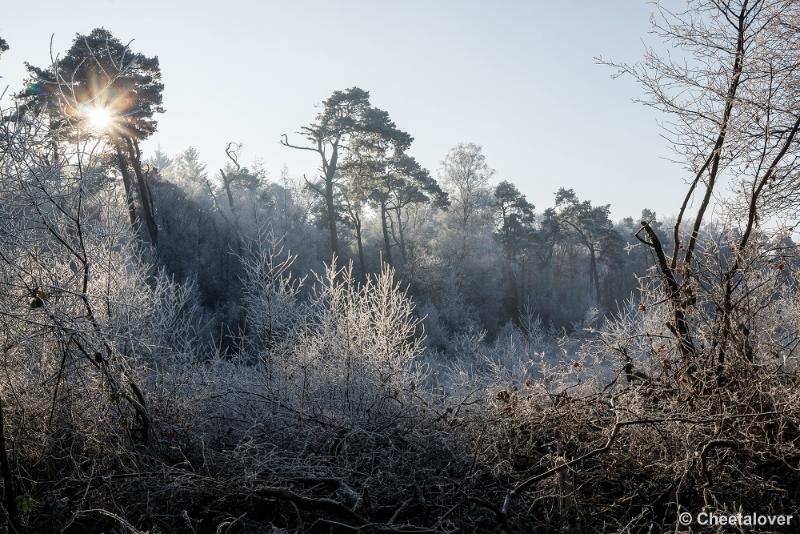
left=82, top=105, right=114, bottom=132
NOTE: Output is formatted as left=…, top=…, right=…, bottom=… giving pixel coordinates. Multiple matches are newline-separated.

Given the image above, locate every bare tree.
left=604, top=0, right=800, bottom=380
left=440, top=143, right=495, bottom=261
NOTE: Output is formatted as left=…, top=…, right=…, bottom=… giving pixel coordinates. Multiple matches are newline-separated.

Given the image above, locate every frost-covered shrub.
left=239, top=228, right=306, bottom=353
left=0, top=116, right=211, bottom=480
left=248, top=262, right=427, bottom=426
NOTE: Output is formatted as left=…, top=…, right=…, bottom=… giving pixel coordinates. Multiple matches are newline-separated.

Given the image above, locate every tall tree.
left=18, top=28, right=164, bottom=247
left=375, top=153, right=440, bottom=267
left=493, top=181, right=535, bottom=316
left=282, top=88, right=409, bottom=259
left=343, top=124, right=445, bottom=268
left=388, top=164, right=448, bottom=264
left=493, top=181, right=535, bottom=261
left=440, top=143, right=494, bottom=260
left=554, top=188, right=614, bottom=304
left=340, top=179, right=370, bottom=277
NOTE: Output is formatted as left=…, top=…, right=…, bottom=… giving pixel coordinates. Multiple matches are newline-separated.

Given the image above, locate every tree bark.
left=324, top=145, right=340, bottom=259
left=638, top=222, right=697, bottom=381
left=126, top=139, right=158, bottom=247
left=380, top=202, right=393, bottom=267
left=114, top=146, right=142, bottom=238
left=589, top=246, right=601, bottom=304
left=394, top=207, right=407, bottom=264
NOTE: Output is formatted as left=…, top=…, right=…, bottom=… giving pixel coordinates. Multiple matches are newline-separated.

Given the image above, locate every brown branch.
left=682, top=0, right=749, bottom=269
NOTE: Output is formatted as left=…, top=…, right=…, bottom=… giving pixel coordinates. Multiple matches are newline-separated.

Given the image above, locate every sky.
left=0, top=0, right=687, bottom=219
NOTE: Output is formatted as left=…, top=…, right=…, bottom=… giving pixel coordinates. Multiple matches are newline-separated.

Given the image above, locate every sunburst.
left=67, top=70, right=134, bottom=138
left=81, top=104, right=114, bottom=132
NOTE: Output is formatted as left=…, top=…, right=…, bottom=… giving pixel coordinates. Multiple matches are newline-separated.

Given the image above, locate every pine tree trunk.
left=114, top=146, right=142, bottom=239
left=126, top=139, right=158, bottom=247
left=380, top=202, right=393, bottom=267
left=325, top=173, right=339, bottom=259
left=589, top=246, right=601, bottom=303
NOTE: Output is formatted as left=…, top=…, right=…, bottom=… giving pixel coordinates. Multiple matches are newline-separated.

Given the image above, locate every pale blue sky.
left=1, top=0, right=685, bottom=219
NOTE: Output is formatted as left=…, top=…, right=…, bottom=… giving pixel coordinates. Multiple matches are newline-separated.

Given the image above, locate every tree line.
left=6, top=28, right=675, bottom=349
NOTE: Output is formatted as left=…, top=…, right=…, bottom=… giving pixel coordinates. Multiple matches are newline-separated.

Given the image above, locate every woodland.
left=1, top=1, right=800, bottom=532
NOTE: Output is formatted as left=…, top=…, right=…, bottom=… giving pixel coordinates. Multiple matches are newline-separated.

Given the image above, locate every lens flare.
left=82, top=105, right=113, bottom=132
